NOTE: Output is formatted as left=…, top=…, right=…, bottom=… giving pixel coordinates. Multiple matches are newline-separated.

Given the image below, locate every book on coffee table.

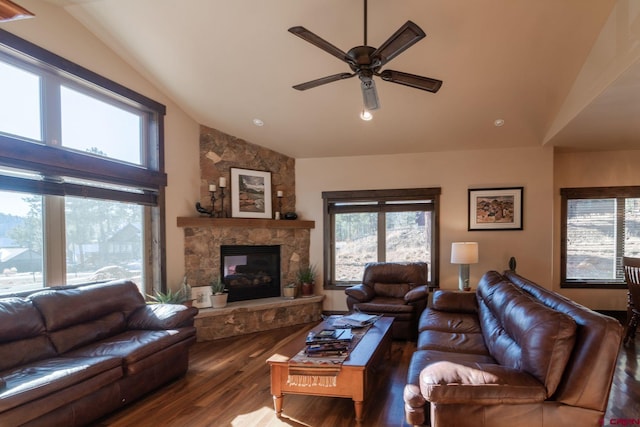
left=330, top=313, right=383, bottom=328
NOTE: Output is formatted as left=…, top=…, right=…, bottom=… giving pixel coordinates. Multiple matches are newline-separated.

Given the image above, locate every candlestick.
left=219, top=187, right=227, bottom=217
left=276, top=190, right=283, bottom=220
left=209, top=189, right=217, bottom=217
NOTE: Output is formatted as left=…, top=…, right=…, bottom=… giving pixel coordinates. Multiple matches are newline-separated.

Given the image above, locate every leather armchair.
left=345, top=262, right=429, bottom=340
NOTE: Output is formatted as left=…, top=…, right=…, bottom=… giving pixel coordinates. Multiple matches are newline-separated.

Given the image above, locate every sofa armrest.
left=405, top=285, right=429, bottom=304
left=128, top=304, right=198, bottom=330
left=344, top=284, right=376, bottom=302
left=420, top=361, right=547, bottom=405
left=431, top=290, right=478, bottom=313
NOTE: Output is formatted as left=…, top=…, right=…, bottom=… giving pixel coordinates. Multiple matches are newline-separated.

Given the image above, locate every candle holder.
left=195, top=189, right=217, bottom=217
left=219, top=187, right=227, bottom=218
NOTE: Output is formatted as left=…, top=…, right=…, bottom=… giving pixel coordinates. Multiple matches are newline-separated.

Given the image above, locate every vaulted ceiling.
left=38, top=0, right=640, bottom=158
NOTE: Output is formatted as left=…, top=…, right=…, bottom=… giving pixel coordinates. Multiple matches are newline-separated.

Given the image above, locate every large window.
left=561, top=186, right=640, bottom=288
left=322, top=188, right=440, bottom=289
left=0, top=29, right=166, bottom=295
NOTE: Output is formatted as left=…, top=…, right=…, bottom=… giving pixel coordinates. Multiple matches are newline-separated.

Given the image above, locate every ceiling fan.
left=288, top=0, right=442, bottom=112
left=0, top=0, right=34, bottom=23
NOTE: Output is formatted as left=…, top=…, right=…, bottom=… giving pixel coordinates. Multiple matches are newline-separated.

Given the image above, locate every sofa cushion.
left=373, top=282, right=411, bottom=298
left=0, top=355, right=121, bottom=413
left=0, top=298, right=56, bottom=371
left=68, top=328, right=196, bottom=373
left=29, top=280, right=145, bottom=332
left=49, top=312, right=127, bottom=354
left=407, top=349, right=496, bottom=386
left=419, top=361, right=547, bottom=404
left=417, top=329, right=490, bottom=355
left=355, top=297, right=414, bottom=316
left=477, top=278, right=577, bottom=397
left=127, top=304, right=198, bottom=330
left=418, top=308, right=482, bottom=334
left=431, top=290, right=478, bottom=313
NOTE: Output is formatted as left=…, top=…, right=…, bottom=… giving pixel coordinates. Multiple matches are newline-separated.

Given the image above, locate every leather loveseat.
left=404, top=270, right=622, bottom=427
left=0, top=279, right=198, bottom=426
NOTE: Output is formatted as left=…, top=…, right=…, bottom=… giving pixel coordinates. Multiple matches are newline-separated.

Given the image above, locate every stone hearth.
left=194, top=295, right=323, bottom=341
left=178, top=217, right=318, bottom=340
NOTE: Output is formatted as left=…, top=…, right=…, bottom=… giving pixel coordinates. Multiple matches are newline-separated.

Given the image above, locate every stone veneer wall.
left=183, top=225, right=310, bottom=288
left=184, top=125, right=317, bottom=340
left=199, top=125, right=295, bottom=217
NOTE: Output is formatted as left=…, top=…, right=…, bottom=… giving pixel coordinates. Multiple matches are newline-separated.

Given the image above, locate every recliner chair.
left=344, top=262, right=429, bottom=340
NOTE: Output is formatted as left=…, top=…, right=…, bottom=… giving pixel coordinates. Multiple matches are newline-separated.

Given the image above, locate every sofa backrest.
left=0, top=297, right=57, bottom=371
left=503, top=270, right=623, bottom=412
left=477, top=271, right=578, bottom=398
left=362, top=262, right=428, bottom=297
left=29, top=280, right=146, bottom=354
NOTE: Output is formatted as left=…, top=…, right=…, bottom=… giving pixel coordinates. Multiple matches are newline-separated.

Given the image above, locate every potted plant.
left=283, top=282, right=298, bottom=299
left=210, top=276, right=228, bottom=308
left=147, top=287, right=188, bottom=304
left=297, top=264, right=317, bottom=297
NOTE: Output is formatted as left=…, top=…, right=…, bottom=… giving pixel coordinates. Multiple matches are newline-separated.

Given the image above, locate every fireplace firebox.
left=220, top=245, right=281, bottom=302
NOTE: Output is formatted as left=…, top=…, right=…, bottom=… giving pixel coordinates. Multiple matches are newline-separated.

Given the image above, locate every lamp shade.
left=0, top=0, right=35, bottom=22
left=451, top=242, right=479, bottom=264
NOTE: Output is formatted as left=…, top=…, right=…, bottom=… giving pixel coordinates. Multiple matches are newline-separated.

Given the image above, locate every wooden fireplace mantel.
left=177, top=217, right=315, bottom=229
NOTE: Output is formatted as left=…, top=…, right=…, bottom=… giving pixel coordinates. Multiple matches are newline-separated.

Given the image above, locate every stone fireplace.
left=178, top=217, right=322, bottom=341
left=178, top=125, right=323, bottom=341
left=220, top=244, right=280, bottom=302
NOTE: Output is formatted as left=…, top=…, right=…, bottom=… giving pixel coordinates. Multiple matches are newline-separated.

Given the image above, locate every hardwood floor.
left=96, top=323, right=639, bottom=427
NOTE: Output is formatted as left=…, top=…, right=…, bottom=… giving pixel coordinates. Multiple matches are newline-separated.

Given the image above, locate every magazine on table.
left=329, top=312, right=383, bottom=328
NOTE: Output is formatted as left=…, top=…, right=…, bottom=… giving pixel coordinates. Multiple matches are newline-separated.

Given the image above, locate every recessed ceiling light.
left=252, top=118, right=264, bottom=127
left=494, top=119, right=505, bottom=127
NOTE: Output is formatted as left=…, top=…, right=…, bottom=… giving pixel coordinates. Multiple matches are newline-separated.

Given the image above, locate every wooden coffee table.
left=267, top=317, right=393, bottom=422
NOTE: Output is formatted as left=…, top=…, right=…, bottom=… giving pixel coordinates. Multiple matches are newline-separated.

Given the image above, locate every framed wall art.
left=191, top=286, right=212, bottom=309
left=468, top=187, right=523, bottom=231
left=230, top=168, right=272, bottom=218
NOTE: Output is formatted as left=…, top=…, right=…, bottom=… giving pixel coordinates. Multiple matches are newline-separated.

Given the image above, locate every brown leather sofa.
left=0, top=280, right=198, bottom=426
left=404, top=270, right=622, bottom=427
left=345, top=262, right=430, bottom=340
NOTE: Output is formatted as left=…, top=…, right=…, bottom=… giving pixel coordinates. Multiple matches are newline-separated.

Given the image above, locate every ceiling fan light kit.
left=0, top=0, right=34, bottom=22
left=289, top=0, right=442, bottom=119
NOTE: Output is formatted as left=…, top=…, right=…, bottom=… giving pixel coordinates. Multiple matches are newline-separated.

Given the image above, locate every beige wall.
left=4, top=1, right=201, bottom=289
left=553, top=149, right=640, bottom=310
left=297, top=146, right=554, bottom=312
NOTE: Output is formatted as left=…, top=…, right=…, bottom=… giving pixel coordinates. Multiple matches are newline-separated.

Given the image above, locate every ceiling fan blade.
left=293, top=73, right=355, bottom=91
left=379, top=69, right=442, bottom=93
left=288, top=26, right=354, bottom=65
left=361, top=78, right=380, bottom=110
left=371, top=21, right=426, bottom=68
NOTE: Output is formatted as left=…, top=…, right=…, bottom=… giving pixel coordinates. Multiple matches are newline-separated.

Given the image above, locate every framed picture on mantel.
left=230, top=168, right=272, bottom=219
left=468, top=187, right=523, bottom=231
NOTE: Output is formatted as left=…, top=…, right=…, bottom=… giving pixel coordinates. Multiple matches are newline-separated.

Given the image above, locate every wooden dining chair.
left=622, top=256, right=640, bottom=346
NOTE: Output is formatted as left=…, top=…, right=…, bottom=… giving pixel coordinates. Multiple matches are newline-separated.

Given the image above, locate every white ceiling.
left=38, top=0, right=640, bottom=158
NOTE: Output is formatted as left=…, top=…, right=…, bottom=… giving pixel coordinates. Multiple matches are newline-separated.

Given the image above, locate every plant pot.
left=210, top=293, right=228, bottom=308
left=301, top=282, right=314, bottom=297
left=283, top=286, right=297, bottom=299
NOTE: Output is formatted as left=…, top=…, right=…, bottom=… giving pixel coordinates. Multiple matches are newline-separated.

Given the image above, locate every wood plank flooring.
left=96, top=323, right=639, bottom=427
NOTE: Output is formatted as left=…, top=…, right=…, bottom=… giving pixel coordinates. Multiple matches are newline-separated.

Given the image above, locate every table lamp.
left=451, top=242, right=479, bottom=291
